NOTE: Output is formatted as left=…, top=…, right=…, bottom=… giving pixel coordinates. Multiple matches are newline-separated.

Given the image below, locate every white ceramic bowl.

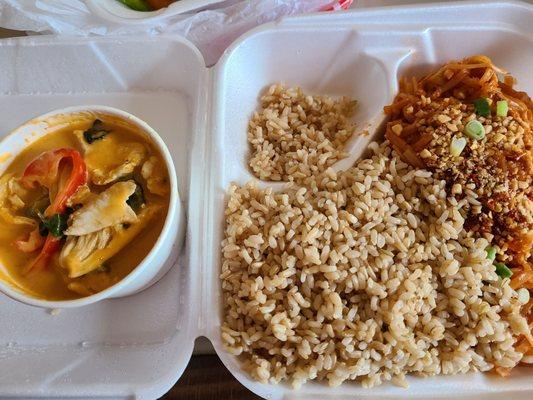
left=0, top=105, right=182, bottom=308
left=85, top=0, right=226, bottom=24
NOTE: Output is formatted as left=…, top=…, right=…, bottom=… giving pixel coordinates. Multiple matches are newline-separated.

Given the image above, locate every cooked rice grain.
left=248, top=84, right=357, bottom=181
left=221, top=140, right=528, bottom=388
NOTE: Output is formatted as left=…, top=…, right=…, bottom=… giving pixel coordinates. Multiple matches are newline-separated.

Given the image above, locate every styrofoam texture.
left=205, top=1, right=533, bottom=399
left=0, top=35, right=208, bottom=399
left=86, top=0, right=226, bottom=23
left=1, top=1, right=533, bottom=399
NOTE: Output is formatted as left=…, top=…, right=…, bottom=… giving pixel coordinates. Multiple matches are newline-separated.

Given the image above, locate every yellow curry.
left=0, top=115, right=170, bottom=300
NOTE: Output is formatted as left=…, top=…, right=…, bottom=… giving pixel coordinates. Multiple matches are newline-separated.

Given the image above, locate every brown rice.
left=248, top=84, right=357, bottom=181
left=221, top=140, right=529, bottom=388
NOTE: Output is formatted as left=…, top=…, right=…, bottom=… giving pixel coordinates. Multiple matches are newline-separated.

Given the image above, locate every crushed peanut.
left=395, top=95, right=532, bottom=265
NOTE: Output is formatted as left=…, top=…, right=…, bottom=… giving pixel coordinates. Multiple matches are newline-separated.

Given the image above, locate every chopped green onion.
left=517, top=288, right=530, bottom=305
left=495, top=263, right=513, bottom=279
left=486, top=246, right=496, bottom=261
left=450, top=137, right=467, bottom=157
left=496, top=100, right=508, bottom=117
left=473, top=98, right=491, bottom=117
left=464, top=120, right=485, bottom=140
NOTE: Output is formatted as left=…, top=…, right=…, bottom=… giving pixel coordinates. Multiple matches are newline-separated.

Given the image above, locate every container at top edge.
left=0, top=105, right=182, bottom=309
left=85, top=0, right=226, bottom=24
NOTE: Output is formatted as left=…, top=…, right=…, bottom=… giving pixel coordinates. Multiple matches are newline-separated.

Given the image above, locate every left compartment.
left=0, top=35, right=206, bottom=399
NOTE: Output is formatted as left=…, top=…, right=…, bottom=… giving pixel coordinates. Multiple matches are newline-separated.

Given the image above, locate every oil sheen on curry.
left=0, top=115, right=170, bottom=300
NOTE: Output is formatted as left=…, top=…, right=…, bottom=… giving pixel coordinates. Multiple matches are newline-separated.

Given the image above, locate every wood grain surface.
left=162, top=355, right=261, bottom=400
left=0, top=28, right=25, bottom=38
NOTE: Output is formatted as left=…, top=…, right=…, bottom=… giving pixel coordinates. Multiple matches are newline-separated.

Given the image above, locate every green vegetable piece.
left=517, top=288, right=530, bottom=305
left=496, top=100, right=508, bottom=117
left=120, top=0, right=152, bottom=11
left=473, top=98, right=491, bottom=117
left=44, top=213, right=69, bottom=238
left=485, top=246, right=496, bottom=262
left=83, top=119, right=110, bottom=144
left=126, top=182, right=145, bottom=212
left=495, top=263, right=513, bottom=279
left=450, top=136, right=467, bottom=157
left=464, top=120, right=485, bottom=140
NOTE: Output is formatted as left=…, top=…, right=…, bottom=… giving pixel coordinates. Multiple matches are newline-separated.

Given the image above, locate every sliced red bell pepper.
left=21, top=148, right=87, bottom=216
left=24, top=235, right=62, bottom=274
left=19, top=148, right=87, bottom=273
left=13, top=227, right=45, bottom=253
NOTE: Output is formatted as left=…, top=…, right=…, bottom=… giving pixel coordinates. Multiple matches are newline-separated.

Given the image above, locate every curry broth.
left=0, top=116, right=170, bottom=300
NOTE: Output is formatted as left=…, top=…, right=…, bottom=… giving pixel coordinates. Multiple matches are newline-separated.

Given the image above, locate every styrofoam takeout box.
left=0, top=0, right=532, bottom=398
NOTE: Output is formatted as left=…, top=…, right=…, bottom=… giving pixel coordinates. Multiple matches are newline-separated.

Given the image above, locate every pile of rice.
left=248, top=84, right=357, bottom=181
left=221, top=140, right=530, bottom=388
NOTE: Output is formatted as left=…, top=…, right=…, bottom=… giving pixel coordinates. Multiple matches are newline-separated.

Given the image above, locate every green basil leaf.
left=83, top=119, right=110, bottom=144
left=126, top=182, right=145, bottom=212
left=44, top=213, right=69, bottom=238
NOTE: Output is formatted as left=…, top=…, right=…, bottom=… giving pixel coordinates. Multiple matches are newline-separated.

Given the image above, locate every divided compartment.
left=0, top=35, right=207, bottom=399
left=205, top=3, right=533, bottom=399
left=206, top=23, right=408, bottom=400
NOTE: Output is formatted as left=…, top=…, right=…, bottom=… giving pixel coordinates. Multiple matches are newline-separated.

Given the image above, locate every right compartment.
left=204, top=1, right=533, bottom=399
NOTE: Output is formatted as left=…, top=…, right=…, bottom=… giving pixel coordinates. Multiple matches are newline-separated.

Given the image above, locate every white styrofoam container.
left=1, top=1, right=532, bottom=398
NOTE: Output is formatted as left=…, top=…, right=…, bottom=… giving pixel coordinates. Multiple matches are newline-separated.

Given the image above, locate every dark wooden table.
left=162, top=354, right=261, bottom=400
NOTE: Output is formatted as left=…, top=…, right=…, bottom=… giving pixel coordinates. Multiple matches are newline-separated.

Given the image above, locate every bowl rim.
left=0, top=105, right=179, bottom=308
